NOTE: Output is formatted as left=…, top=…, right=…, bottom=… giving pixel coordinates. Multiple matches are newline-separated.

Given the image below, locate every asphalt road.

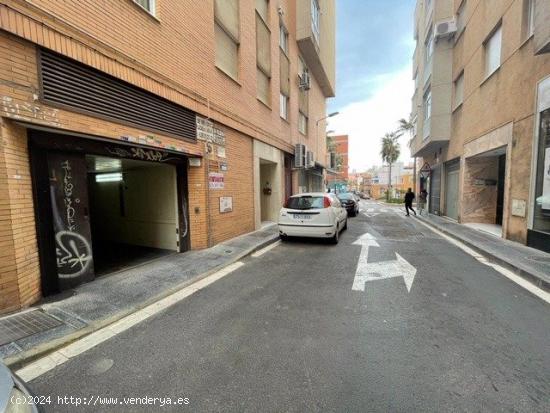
left=30, top=201, right=550, bottom=412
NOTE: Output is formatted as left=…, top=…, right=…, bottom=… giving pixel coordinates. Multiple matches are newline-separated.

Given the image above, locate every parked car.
left=278, top=193, right=347, bottom=244
left=337, top=192, right=360, bottom=217
left=0, top=360, right=41, bottom=412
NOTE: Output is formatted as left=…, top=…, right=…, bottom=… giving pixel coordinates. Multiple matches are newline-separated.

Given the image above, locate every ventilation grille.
left=39, top=49, right=197, bottom=141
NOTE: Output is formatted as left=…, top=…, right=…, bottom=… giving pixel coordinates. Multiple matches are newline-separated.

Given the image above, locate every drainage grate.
left=0, top=310, right=63, bottom=346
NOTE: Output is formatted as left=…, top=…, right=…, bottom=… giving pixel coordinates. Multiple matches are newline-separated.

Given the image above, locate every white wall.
left=91, top=164, right=178, bottom=250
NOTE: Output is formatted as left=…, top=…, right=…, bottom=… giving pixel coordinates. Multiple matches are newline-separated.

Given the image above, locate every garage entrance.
left=87, top=155, right=178, bottom=275
left=29, top=131, right=191, bottom=295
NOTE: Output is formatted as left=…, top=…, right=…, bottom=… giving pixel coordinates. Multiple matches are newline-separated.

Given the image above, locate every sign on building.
left=208, top=172, right=225, bottom=189
left=219, top=197, right=233, bottom=213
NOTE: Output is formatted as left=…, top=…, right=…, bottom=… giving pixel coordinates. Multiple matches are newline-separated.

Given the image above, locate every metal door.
left=445, top=160, right=460, bottom=220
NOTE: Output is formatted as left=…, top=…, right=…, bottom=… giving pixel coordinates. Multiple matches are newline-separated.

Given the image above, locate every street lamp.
left=316, top=112, right=340, bottom=166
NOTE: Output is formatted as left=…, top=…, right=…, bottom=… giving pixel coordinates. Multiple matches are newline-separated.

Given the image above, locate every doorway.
left=87, top=155, right=179, bottom=275
left=30, top=131, right=190, bottom=295
left=445, top=159, right=460, bottom=221
left=260, top=159, right=278, bottom=223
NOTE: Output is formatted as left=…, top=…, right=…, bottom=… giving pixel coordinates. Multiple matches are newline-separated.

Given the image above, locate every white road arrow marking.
left=352, top=233, right=417, bottom=293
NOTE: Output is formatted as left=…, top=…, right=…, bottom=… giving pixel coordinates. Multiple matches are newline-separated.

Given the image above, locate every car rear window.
left=337, top=193, right=354, bottom=200
left=286, top=196, right=325, bottom=210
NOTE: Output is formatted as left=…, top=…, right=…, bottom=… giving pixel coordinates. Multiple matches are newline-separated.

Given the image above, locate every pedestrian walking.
left=418, top=189, right=428, bottom=216
left=404, top=188, right=416, bottom=216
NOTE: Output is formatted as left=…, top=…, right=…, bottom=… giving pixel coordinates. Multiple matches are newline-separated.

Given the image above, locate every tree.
left=380, top=131, right=402, bottom=201
left=398, top=116, right=417, bottom=194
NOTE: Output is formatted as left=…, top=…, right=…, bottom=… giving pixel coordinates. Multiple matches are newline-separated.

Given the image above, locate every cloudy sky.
left=327, top=0, right=416, bottom=172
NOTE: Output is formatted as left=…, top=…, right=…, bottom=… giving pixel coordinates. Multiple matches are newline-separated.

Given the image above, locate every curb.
left=417, top=217, right=550, bottom=293
left=4, top=230, right=280, bottom=370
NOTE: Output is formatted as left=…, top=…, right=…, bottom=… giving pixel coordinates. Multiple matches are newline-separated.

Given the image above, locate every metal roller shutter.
left=39, top=49, right=197, bottom=141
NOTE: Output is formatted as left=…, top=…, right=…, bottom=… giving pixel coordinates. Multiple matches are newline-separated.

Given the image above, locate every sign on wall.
left=208, top=172, right=225, bottom=189
left=219, top=197, right=233, bottom=213
left=196, top=116, right=225, bottom=146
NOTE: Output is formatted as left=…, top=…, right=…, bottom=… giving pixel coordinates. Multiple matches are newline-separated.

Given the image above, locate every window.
left=256, top=0, right=271, bottom=105
left=456, top=0, right=466, bottom=35
left=280, top=93, right=289, bottom=120
left=279, top=23, right=289, bottom=54
left=134, top=0, right=155, bottom=15
left=298, top=56, right=309, bottom=124
left=279, top=22, right=290, bottom=116
left=311, top=0, right=320, bottom=44
left=423, top=89, right=432, bottom=120
left=425, top=29, right=434, bottom=63
left=454, top=71, right=464, bottom=109
left=214, top=0, right=240, bottom=80
left=298, top=112, right=308, bottom=135
left=484, top=24, right=502, bottom=78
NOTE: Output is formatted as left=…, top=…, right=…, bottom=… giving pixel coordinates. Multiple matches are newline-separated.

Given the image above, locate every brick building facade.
left=411, top=0, right=550, bottom=252
left=0, top=0, right=335, bottom=314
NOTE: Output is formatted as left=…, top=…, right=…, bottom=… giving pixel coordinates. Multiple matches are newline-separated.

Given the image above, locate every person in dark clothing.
left=404, top=188, right=416, bottom=216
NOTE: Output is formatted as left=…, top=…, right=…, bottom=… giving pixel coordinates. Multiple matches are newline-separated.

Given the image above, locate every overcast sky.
left=327, top=0, right=416, bottom=172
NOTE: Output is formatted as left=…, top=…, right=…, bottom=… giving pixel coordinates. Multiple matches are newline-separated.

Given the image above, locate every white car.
left=278, top=192, right=348, bottom=244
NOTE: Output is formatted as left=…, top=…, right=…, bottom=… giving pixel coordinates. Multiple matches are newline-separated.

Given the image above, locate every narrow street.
left=29, top=201, right=550, bottom=412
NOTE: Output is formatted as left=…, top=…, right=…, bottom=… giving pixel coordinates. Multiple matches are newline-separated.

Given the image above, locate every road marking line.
left=414, top=219, right=550, bottom=304
left=16, top=261, right=245, bottom=382
left=251, top=241, right=281, bottom=257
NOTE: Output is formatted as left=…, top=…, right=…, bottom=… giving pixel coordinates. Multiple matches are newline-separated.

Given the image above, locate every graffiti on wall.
left=49, top=154, right=94, bottom=283
left=106, top=146, right=179, bottom=163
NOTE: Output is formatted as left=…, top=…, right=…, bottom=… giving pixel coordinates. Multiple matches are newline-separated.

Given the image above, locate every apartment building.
left=411, top=0, right=550, bottom=252
left=0, top=0, right=335, bottom=314
left=326, top=134, right=349, bottom=190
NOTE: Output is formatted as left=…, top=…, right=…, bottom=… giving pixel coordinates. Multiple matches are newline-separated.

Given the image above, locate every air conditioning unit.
left=435, top=18, right=457, bottom=40
left=306, top=150, right=315, bottom=168
left=294, top=143, right=306, bottom=168
left=298, top=70, right=310, bottom=90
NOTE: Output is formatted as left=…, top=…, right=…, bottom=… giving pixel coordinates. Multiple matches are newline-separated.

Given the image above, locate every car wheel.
left=280, top=234, right=288, bottom=242
left=343, top=218, right=348, bottom=230
left=331, top=224, right=339, bottom=244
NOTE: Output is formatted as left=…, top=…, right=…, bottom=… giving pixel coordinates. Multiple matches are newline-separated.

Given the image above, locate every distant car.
left=278, top=193, right=347, bottom=244
left=0, top=361, right=40, bottom=413
left=337, top=192, right=360, bottom=217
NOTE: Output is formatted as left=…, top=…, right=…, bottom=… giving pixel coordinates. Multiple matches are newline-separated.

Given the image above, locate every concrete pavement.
left=24, top=201, right=550, bottom=412
left=1, top=224, right=279, bottom=367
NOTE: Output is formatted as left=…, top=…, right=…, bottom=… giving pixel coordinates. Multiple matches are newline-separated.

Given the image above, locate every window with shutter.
left=257, top=68, right=270, bottom=106
left=214, top=0, right=240, bottom=80
left=215, top=23, right=239, bottom=80
left=256, top=0, right=271, bottom=105
left=280, top=49, right=290, bottom=96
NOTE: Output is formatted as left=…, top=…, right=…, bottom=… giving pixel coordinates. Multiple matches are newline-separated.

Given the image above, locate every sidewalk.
left=417, top=214, right=550, bottom=292
left=1, top=224, right=279, bottom=367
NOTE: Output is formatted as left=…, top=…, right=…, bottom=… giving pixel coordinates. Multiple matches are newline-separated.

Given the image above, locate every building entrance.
left=30, top=131, right=191, bottom=295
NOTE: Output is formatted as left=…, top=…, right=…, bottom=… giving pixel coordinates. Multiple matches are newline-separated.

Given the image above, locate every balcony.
left=296, top=0, right=335, bottom=97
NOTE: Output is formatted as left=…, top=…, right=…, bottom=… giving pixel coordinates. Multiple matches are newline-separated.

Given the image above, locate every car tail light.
left=323, top=197, right=331, bottom=208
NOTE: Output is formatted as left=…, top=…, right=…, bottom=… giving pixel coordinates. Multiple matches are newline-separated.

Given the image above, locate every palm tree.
left=380, top=131, right=402, bottom=201
left=398, top=117, right=417, bottom=194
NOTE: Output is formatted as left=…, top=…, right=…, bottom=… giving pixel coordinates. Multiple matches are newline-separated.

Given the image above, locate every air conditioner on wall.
left=306, top=151, right=315, bottom=168
left=435, top=18, right=457, bottom=40
left=299, top=70, right=311, bottom=90
left=294, top=143, right=306, bottom=168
